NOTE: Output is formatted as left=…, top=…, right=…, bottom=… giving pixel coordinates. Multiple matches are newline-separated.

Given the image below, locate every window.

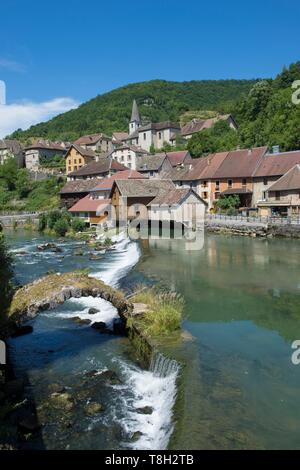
left=128, top=155, right=131, bottom=160
left=143, top=133, right=146, bottom=140
left=150, top=171, right=154, bottom=177
left=263, top=178, right=268, bottom=186
left=158, top=132, right=162, bottom=140
left=203, top=192, right=208, bottom=199
left=74, top=166, right=77, bottom=170
left=202, top=181, right=208, bottom=188
left=215, top=192, right=220, bottom=199
left=68, top=166, right=71, bottom=172
left=128, top=163, right=132, bottom=168
left=275, top=191, right=281, bottom=201
left=79, top=158, right=82, bottom=164
left=215, top=180, right=220, bottom=190
left=242, top=178, right=247, bottom=186
left=262, top=191, right=266, bottom=200
left=228, top=179, right=233, bottom=188
left=74, top=159, right=77, bottom=164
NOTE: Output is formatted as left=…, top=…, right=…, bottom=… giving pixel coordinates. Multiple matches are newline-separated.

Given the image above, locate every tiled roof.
left=254, top=151, right=300, bottom=177
left=112, top=132, right=129, bottom=141
left=213, top=147, right=268, bottom=179
left=69, top=196, right=111, bottom=213
left=138, top=121, right=180, bottom=132
left=115, top=144, right=148, bottom=154
left=148, top=188, right=198, bottom=205
left=68, top=156, right=128, bottom=177
left=25, top=141, right=66, bottom=152
left=0, top=139, right=23, bottom=154
left=74, top=133, right=110, bottom=145
left=165, top=150, right=191, bottom=167
left=91, top=170, right=147, bottom=191
left=111, top=179, right=175, bottom=198
left=267, top=165, right=300, bottom=191
left=66, top=144, right=97, bottom=159
left=60, top=179, right=100, bottom=194
left=136, top=155, right=166, bottom=172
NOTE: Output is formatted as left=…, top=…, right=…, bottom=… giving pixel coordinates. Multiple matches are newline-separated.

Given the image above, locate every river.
left=6, top=231, right=300, bottom=449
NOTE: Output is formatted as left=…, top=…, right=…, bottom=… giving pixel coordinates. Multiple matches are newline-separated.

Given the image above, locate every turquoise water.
left=134, top=236, right=300, bottom=449
left=6, top=231, right=300, bottom=449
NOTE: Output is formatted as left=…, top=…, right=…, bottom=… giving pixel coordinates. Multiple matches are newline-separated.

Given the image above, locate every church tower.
left=129, top=99, right=141, bottom=134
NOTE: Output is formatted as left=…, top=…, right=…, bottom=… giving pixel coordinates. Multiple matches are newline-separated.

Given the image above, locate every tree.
left=53, top=218, right=69, bottom=237
left=215, top=195, right=240, bottom=213
left=16, top=170, right=33, bottom=198
left=0, top=158, right=18, bottom=191
left=71, top=217, right=85, bottom=232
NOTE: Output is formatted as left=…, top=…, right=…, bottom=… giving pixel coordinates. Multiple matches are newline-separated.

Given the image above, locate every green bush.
left=71, top=217, right=85, bottom=232
left=38, top=213, right=48, bottom=232
left=53, top=218, right=69, bottom=237
left=47, top=210, right=62, bottom=229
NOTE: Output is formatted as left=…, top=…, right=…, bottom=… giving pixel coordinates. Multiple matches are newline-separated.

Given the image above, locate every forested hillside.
left=9, top=79, right=257, bottom=142
left=187, top=62, right=300, bottom=156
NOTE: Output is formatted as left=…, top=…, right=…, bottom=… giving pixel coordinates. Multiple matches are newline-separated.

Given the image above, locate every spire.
left=131, top=99, right=141, bottom=123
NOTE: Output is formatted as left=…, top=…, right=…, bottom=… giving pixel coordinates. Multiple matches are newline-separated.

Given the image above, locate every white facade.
left=112, top=147, right=146, bottom=170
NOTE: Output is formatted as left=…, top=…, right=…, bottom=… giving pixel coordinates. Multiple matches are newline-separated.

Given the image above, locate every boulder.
left=37, top=243, right=58, bottom=252
left=88, top=308, right=99, bottom=315
left=84, top=402, right=104, bottom=416
left=98, top=370, right=122, bottom=385
left=50, top=392, right=74, bottom=411
left=74, top=249, right=84, bottom=256
left=130, top=431, right=143, bottom=442
left=136, top=406, right=153, bottom=415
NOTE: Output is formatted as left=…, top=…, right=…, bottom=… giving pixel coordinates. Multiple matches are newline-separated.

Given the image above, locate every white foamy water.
left=113, top=356, right=179, bottom=450
left=42, top=296, right=119, bottom=327
left=91, top=232, right=140, bottom=287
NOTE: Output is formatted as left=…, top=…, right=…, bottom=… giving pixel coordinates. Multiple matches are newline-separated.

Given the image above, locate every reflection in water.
left=135, top=235, right=300, bottom=449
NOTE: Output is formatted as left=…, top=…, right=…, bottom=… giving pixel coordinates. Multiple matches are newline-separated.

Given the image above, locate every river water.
left=6, top=231, right=300, bottom=449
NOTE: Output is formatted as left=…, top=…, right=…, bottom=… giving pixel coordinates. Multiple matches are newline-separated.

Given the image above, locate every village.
left=1, top=99, right=300, bottom=231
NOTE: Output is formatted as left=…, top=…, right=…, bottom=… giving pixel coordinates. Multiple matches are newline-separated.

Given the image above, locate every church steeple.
left=129, top=99, right=141, bottom=134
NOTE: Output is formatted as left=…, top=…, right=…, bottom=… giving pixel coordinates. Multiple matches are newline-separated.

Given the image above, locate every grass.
left=131, top=286, right=184, bottom=337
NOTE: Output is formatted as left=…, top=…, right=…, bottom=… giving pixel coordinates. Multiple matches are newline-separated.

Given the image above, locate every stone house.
left=111, top=144, right=148, bottom=170
left=60, top=179, right=100, bottom=209
left=74, top=133, right=113, bottom=153
left=25, top=141, right=66, bottom=171
left=257, top=165, right=300, bottom=217
left=67, top=155, right=128, bottom=181
left=180, top=115, right=238, bottom=140
left=136, top=154, right=172, bottom=178
left=65, top=144, right=96, bottom=175
left=0, top=139, right=24, bottom=168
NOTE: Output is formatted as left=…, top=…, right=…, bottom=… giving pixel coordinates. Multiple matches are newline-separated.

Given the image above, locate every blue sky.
left=0, top=0, right=299, bottom=136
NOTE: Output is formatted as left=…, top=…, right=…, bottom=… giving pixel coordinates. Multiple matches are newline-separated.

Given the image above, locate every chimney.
left=272, top=145, right=280, bottom=154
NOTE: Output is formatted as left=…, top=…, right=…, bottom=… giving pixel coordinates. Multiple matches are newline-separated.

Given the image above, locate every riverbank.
left=205, top=219, right=300, bottom=238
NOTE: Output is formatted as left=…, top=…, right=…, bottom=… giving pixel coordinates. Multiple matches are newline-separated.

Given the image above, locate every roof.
left=165, top=150, right=191, bottom=167
left=267, top=165, right=300, bottom=192
left=66, top=144, right=97, bottom=159
left=254, top=151, right=300, bottom=177
left=136, top=155, right=167, bottom=172
left=138, top=121, right=180, bottom=132
left=114, top=144, right=148, bottom=154
left=60, top=179, right=100, bottom=194
left=181, top=115, right=236, bottom=136
left=221, top=188, right=253, bottom=195
left=69, top=196, right=111, bottom=213
left=111, top=179, right=175, bottom=198
left=91, top=170, right=147, bottom=191
left=74, top=133, right=110, bottom=145
left=213, top=147, right=268, bottom=179
left=112, top=132, right=129, bottom=141
left=127, top=129, right=139, bottom=140
left=68, top=156, right=128, bottom=177
left=148, top=188, right=206, bottom=206
left=131, top=99, right=141, bottom=123
left=25, top=141, right=66, bottom=152
left=0, top=139, right=23, bottom=154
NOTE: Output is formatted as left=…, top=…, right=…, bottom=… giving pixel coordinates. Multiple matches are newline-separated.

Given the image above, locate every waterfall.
left=150, top=352, right=180, bottom=378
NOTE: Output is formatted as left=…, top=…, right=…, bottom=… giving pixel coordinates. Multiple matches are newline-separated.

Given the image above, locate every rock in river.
left=84, top=402, right=104, bottom=416
left=88, top=308, right=99, bottom=315
left=136, top=406, right=153, bottom=415
left=50, top=392, right=74, bottom=412
left=91, top=322, right=107, bottom=331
